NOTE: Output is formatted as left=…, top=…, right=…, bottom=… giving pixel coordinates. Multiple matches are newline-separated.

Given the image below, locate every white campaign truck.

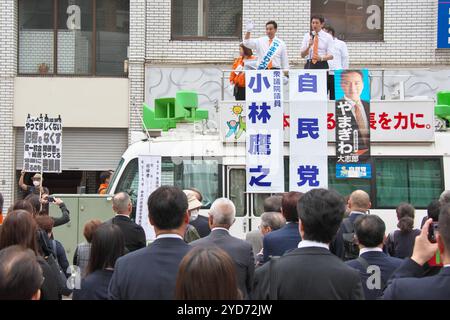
left=51, top=94, right=447, bottom=263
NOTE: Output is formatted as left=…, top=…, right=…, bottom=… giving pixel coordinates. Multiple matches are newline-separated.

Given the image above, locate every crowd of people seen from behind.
left=1, top=178, right=450, bottom=300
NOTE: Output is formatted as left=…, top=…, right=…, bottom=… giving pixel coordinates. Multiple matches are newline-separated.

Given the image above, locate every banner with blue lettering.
left=289, top=70, right=328, bottom=192
left=245, top=70, right=284, bottom=193
left=438, top=0, right=450, bottom=49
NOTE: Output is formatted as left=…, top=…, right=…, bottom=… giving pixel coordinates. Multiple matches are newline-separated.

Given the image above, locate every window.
left=375, top=158, right=443, bottom=208
left=171, top=0, right=242, bottom=40
left=229, top=168, right=246, bottom=217
left=19, top=0, right=55, bottom=74
left=311, top=0, right=384, bottom=41
left=169, top=158, right=221, bottom=208
left=57, top=0, right=93, bottom=75
left=95, top=0, right=130, bottom=75
left=18, top=0, right=129, bottom=76
left=115, top=157, right=221, bottom=209
left=115, top=158, right=139, bottom=202
left=286, top=157, right=443, bottom=209
left=253, top=193, right=270, bottom=217
left=107, top=157, right=125, bottom=194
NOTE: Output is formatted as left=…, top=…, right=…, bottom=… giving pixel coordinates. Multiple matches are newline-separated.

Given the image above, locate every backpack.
left=342, top=218, right=360, bottom=261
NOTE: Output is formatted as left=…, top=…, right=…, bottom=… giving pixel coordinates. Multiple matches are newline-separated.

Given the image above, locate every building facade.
left=0, top=0, right=449, bottom=210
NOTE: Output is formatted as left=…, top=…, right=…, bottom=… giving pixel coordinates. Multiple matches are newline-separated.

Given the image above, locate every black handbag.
left=38, top=230, right=72, bottom=296
left=45, top=252, right=72, bottom=296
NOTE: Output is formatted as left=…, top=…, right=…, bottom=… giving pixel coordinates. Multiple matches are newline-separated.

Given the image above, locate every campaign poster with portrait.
left=334, top=69, right=372, bottom=179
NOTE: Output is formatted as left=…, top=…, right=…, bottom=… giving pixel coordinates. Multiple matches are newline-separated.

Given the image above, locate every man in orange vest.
left=98, top=171, right=112, bottom=194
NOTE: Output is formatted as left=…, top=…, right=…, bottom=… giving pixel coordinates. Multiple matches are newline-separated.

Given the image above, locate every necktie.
left=354, top=103, right=368, bottom=147
left=268, top=38, right=273, bottom=69
left=312, top=34, right=319, bottom=64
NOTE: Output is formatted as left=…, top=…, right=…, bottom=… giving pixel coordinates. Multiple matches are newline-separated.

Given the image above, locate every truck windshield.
left=115, top=157, right=221, bottom=209
left=107, top=157, right=125, bottom=194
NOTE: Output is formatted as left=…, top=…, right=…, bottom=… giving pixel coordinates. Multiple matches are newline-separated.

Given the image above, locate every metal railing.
left=220, top=68, right=432, bottom=101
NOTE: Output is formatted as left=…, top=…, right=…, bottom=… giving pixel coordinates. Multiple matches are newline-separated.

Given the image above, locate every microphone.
left=310, top=31, right=316, bottom=40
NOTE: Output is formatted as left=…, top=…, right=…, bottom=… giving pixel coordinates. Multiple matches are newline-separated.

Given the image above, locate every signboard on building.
left=23, top=115, right=62, bottom=173
left=245, top=70, right=284, bottom=193
left=136, top=155, right=161, bottom=242
left=220, top=100, right=435, bottom=143
left=289, top=70, right=328, bottom=192
left=438, top=0, right=450, bottom=49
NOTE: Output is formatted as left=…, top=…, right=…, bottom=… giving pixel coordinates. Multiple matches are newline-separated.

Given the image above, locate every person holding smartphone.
left=39, top=194, right=70, bottom=227
left=383, top=208, right=450, bottom=300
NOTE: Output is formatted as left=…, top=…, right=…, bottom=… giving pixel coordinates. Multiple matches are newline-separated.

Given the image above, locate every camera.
left=428, top=222, right=439, bottom=243
left=47, top=196, right=55, bottom=203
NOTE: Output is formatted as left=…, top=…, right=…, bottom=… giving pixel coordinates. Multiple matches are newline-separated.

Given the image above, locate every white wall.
left=14, top=77, right=129, bottom=128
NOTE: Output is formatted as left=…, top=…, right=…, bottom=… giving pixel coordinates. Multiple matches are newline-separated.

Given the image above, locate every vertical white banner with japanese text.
left=136, top=155, right=161, bottom=242
left=289, top=70, right=328, bottom=192
left=245, top=70, right=284, bottom=193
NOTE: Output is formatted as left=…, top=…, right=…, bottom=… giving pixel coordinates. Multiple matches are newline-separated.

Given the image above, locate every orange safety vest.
left=98, top=183, right=109, bottom=195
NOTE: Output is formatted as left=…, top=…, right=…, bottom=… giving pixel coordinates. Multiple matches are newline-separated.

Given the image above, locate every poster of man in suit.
left=335, top=69, right=371, bottom=178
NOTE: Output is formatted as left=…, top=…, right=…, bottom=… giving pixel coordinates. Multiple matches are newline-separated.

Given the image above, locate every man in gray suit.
left=190, top=198, right=255, bottom=299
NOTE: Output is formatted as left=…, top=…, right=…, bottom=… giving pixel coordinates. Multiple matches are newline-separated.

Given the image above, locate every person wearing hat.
left=185, top=188, right=211, bottom=238
left=183, top=190, right=202, bottom=243
left=19, top=171, right=47, bottom=196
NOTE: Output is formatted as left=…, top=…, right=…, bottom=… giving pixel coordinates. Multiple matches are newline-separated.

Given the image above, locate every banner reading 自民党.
left=136, top=155, right=161, bottom=242
left=289, top=70, right=328, bottom=192
left=245, top=70, right=284, bottom=193
left=334, top=69, right=372, bottom=179
left=24, top=115, right=62, bottom=173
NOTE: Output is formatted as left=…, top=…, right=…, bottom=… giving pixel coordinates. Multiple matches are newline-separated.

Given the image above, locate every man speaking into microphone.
left=301, top=15, right=334, bottom=70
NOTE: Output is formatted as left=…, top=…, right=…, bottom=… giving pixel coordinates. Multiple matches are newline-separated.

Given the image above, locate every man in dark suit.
left=111, top=192, right=146, bottom=252
left=331, top=190, right=371, bottom=260
left=346, top=215, right=403, bottom=300
left=383, top=205, right=450, bottom=300
left=190, top=215, right=210, bottom=238
left=262, top=192, right=303, bottom=263
left=336, top=70, right=370, bottom=156
left=253, top=189, right=364, bottom=300
left=108, top=186, right=192, bottom=300
left=190, top=198, right=255, bottom=299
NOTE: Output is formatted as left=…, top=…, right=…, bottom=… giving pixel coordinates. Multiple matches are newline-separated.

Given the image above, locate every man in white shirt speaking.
left=323, top=24, right=349, bottom=100
left=243, top=20, right=289, bottom=71
left=301, top=15, right=334, bottom=70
